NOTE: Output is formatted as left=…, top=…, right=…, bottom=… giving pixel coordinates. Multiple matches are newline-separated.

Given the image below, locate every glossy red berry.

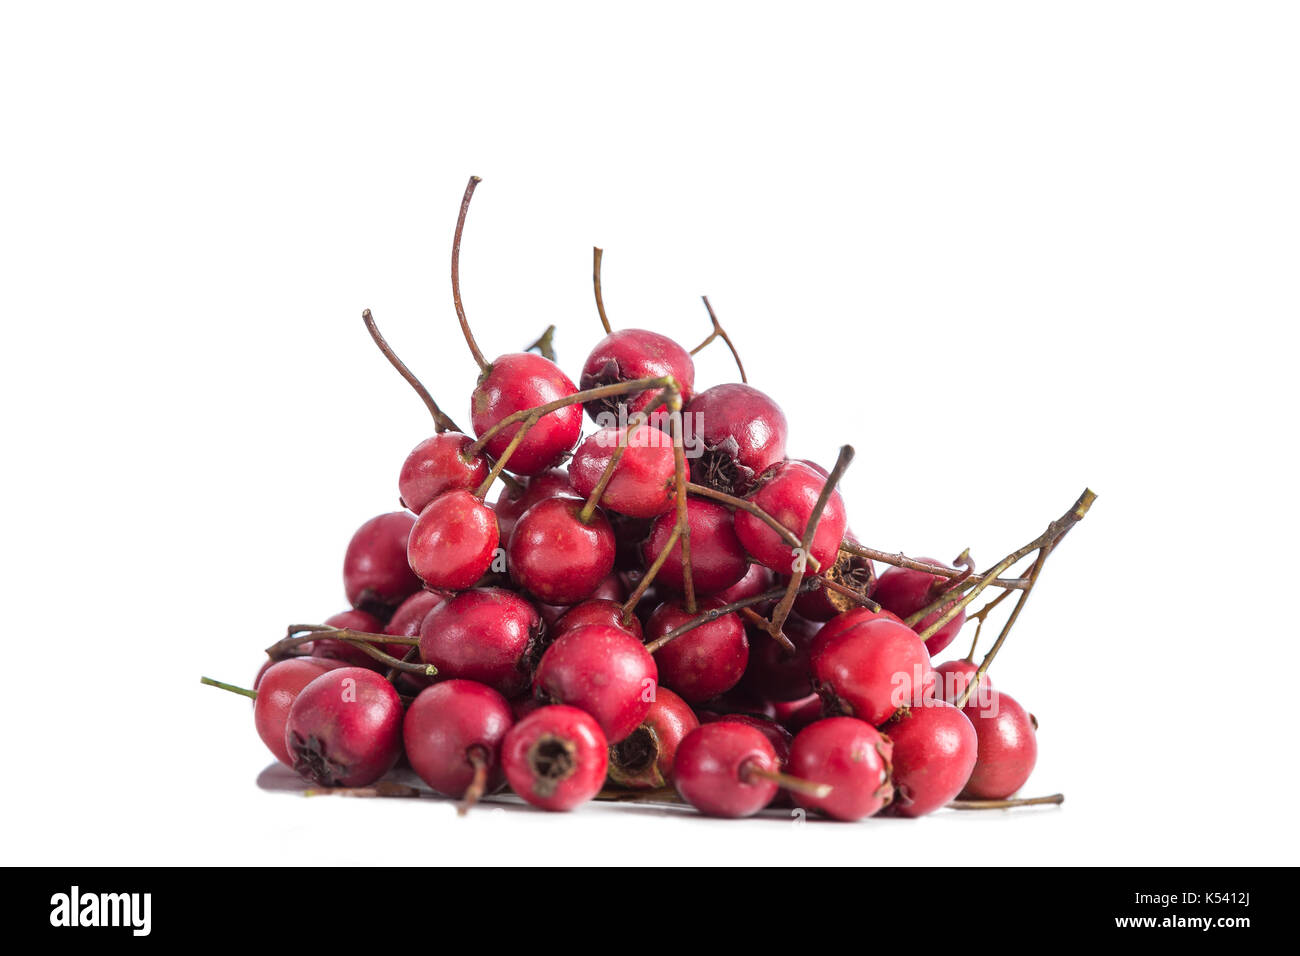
left=403, top=680, right=514, bottom=800
left=673, top=721, right=780, bottom=818
left=284, top=667, right=404, bottom=787
left=734, top=460, right=848, bottom=575
left=471, top=353, right=583, bottom=476
left=811, top=618, right=936, bottom=726
left=960, top=690, right=1038, bottom=799
left=254, top=657, right=347, bottom=766
left=534, top=624, right=657, bottom=743
left=885, top=699, right=978, bottom=817
left=607, top=686, right=699, bottom=789
left=552, top=599, right=643, bottom=642
left=579, top=329, right=695, bottom=422
left=507, top=497, right=616, bottom=605
left=343, top=512, right=422, bottom=616
left=811, top=605, right=904, bottom=658
left=501, top=705, right=608, bottom=811
left=772, top=693, right=823, bottom=733
left=407, top=490, right=500, bottom=591
left=872, top=560, right=967, bottom=656
left=568, top=424, right=676, bottom=518
left=934, top=659, right=993, bottom=703
left=419, top=588, right=543, bottom=697
left=641, top=498, right=748, bottom=595
left=684, top=384, right=788, bottom=495
left=645, top=600, right=748, bottom=703
left=492, top=468, right=579, bottom=544
left=714, top=562, right=775, bottom=606
left=398, top=432, right=489, bottom=514
left=787, top=717, right=893, bottom=821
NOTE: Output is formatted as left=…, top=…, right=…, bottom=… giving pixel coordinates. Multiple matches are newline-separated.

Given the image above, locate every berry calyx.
left=501, top=705, right=609, bottom=811
left=606, top=687, right=698, bottom=789
left=284, top=667, right=404, bottom=788
left=579, top=329, right=695, bottom=422
left=684, top=384, right=788, bottom=496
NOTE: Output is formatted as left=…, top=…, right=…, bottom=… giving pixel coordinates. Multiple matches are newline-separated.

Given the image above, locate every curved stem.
left=644, top=584, right=810, bottom=654
left=622, top=524, right=679, bottom=625
left=841, top=542, right=1030, bottom=591
left=741, top=761, right=832, bottom=799
left=690, top=296, right=747, bottom=383
left=766, top=445, right=855, bottom=640
left=467, top=374, right=676, bottom=457
left=947, top=793, right=1064, bottom=810
left=473, top=411, right=539, bottom=497
left=685, top=482, right=810, bottom=558
left=451, top=175, right=489, bottom=372
left=578, top=386, right=677, bottom=523
left=593, top=246, right=613, bottom=334
left=263, top=627, right=428, bottom=676
left=670, top=404, right=696, bottom=613
left=200, top=676, right=257, bottom=700
left=962, top=588, right=1014, bottom=662
left=362, top=309, right=461, bottom=433
left=459, top=748, right=490, bottom=816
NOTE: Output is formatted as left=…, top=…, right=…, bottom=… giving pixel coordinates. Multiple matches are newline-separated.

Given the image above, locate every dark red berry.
left=534, top=624, right=657, bottom=743
left=343, top=512, right=422, bottom=616
left=787, top=717, right=893, bottom=821
left=811, top=617, right=936, bottom=726
left=734, top=460, right=848, bottom=575
left=701, top=712, right=792, bottom=767
left=684, top=384, right=787, bottom=495
left=507, top=497, right=616, bottom=605
left=419, top=588, right=543, bottom=697
left=606, top=686, right=698, bottom=789
left=284, top=667, right=404, bottom=787
left=872, top=560, right=967, bottom=656
left=714, top=562, right=775, bottom=606
left=885, top=699, right=978, bottom=817
left=960, top=690, right=1037, bottom=799
left=743, top=612, right=822, bottom=702
left=403, top=680, right=514, bottom=800
left=471, top=353, right=583, bottom=476
left=254, top=657, right=347, bottom=766
left=552, top=599, right=643, bottom=642
left=641, top=498, right=748, bottom=595
left=501, top=704, right=608, bottom=811
left=407, top=490, right=500, bottom=591
left=579, top=329, right=695, bottom=422
left=645, top=600, right=748, bottom=703
left=398, top=432, right=489, bottom=514
left=673, top=721, right=780, bottom=818
left=568, top=423, right=676, bottom=518
left=772, top=693, right=823, bottom=733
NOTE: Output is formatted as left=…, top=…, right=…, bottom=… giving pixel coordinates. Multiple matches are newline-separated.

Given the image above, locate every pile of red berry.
left=204, top=177, right=1095, bottom=821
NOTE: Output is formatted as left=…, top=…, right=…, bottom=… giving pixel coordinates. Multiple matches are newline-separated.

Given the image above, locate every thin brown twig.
left=362, top=309, right=462, bottom=433
left=690, top=296, right=747, bottom=383
left=524, top=325, right=557, bottom=362
left=593, top=247, right=613, bottom=334
left=451, top=175, right=488, bottom=372
left=947, top=793, right=1064, bottom=810
left=670, top=403, right=696, bottom=613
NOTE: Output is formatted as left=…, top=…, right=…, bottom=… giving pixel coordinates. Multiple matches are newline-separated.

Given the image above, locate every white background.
left=2, top=2, right=1296, bottom=866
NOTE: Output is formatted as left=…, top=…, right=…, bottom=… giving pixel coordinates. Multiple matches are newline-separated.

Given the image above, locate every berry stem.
left=362, top=308, right=462, bottom=434
left=459, top=747, right=490, bottom=816
left=473, top=411, right=540, bottom=497
left=764, top=445, right=855, bottom=641
left=962, top=589, right=1014, bottom=662
left=467, top=374, right=677, bottom=456
left=690, top=296, right=748, bottom=383
left=669, top=404, right=697, bottom=614
left=592, top=246, right=613, bottom=334
left=200, top=676, right=257, bottom=700
left=807, top=573, right=881, bottom=612
left=741, top=761, right=833, bottom=799
left=918, top=488, right=1096, bottom=648
left=263, top=627, right=431, bottom=677
left=524, top=324, right=558, bottom=361
left=622, top=524, right=680, bottom=625
left=643, top=584, right=812, bottom=653
left=738, top=606, right=797, bottom=654
left=451, top=175, right=489, bottom=372
left=577, top=386, right=679, bottom=523
left=947, top=793, right=1064, bottom=810
left=685, top=482, right=811, bottom=559
left=841, top=543, right=1032, bottom=591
